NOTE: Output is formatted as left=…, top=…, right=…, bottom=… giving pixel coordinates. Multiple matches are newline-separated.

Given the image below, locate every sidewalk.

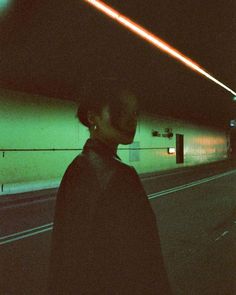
left=140, top=158, right=236, bottom=179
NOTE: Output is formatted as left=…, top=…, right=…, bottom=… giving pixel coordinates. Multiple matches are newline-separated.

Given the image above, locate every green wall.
left=0, top=89, right=228, bottom=195
left=128, top=113, right=228, bottom=174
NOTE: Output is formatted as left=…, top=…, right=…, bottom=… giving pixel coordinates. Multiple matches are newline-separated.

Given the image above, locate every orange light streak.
left=84, top=0, right=236, bottom=96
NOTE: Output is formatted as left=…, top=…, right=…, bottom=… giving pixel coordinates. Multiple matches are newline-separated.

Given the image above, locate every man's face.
left=96, top=94, right=138, bottom=145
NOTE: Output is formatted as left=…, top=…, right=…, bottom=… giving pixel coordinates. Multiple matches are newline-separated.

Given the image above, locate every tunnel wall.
left=131, top=113, right=229, bottom=173
left=0, top=89, right=229, bottom=195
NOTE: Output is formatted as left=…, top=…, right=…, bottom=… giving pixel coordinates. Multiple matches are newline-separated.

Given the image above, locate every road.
left=1, top=160, right=236, bottom=294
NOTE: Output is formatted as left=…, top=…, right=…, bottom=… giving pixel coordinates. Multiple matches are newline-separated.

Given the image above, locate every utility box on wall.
left=129, top=141, right=140, bottom=162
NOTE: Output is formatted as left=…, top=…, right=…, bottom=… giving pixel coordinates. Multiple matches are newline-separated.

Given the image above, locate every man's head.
left=77, top=79, right=139, bottom=145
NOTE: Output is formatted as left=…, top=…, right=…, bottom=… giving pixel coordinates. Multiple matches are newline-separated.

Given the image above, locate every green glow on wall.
left=0, top=0, right=12, bottom=12
left=0, top=88, right=229, bottom=195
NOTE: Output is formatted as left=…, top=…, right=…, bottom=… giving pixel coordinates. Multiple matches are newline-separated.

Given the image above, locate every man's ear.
left=87, top=110, right=98, bottom=127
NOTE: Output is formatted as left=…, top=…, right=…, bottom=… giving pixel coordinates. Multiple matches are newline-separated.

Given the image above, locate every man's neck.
left=90, top=135, right=118, bottom=155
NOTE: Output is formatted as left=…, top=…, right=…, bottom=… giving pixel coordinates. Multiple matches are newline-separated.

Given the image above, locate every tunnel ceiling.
left=0, top=0, right=235, bottom=129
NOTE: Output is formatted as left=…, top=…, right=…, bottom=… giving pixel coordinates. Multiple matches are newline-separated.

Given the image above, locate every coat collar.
left=83, top=138, right=122, bottom=161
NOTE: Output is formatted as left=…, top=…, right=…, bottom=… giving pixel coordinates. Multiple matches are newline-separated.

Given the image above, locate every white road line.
left=0, top=227, right=53, bottom=245
left=215, top=231, right=229, bottom=241
left=0, top=223, right=53, bottom=245
left=1, top=168, right=236, bottom=245
left=0, top=222, right=53, bottom=240
left=148, top=169, right=236, bottom=200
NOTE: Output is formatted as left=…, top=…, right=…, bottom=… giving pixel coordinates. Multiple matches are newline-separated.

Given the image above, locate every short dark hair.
left=76, top=78, right=135, bottom=128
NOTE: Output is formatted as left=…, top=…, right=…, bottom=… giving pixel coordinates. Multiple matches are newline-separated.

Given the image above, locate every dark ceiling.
left=0, top=0, right=235, bottom=129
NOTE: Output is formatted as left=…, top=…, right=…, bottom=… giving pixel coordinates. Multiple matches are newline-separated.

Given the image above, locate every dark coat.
left=48, top=138, right=172, bottom=294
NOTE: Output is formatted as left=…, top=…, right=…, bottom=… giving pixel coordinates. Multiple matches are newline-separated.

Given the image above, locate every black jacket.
left=48, top=138, right=172, bottom=294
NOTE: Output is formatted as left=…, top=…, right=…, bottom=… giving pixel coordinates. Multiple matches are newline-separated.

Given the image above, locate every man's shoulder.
left=59, top=153, right=89, bottom=186
left=64, top=149, right=138, bottom=185
left=67, top=153, right=87, bottom=169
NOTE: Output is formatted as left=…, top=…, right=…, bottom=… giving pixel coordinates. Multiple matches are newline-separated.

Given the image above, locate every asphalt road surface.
left=1, top=160, right=236, bottom=295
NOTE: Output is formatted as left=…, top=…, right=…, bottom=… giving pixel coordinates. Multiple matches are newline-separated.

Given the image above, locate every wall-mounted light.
left=233, top=96, right=236, bottom=102
left=230, top=119, right=236, bottom=127
left=168, top=147, right=176, bottom=154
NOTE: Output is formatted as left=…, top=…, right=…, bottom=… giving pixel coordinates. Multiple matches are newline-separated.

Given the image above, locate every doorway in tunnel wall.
left=230, top=129, right=236, bottom=158
left=176, top=134, right=184, bottom=164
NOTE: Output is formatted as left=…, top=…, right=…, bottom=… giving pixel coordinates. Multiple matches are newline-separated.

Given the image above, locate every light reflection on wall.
left=193, top=137, right=226, bottom=145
